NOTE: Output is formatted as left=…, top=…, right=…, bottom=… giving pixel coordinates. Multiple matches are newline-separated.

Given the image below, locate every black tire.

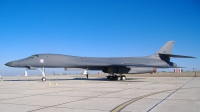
left=42, top=77, right=46, bottom=81
left=117, top=76, right=121, bottom=81
left=121, top=76, right=126, bottom=80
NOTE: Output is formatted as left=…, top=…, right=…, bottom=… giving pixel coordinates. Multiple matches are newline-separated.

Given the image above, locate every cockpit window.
left=28, top=55, right=39, bottom=58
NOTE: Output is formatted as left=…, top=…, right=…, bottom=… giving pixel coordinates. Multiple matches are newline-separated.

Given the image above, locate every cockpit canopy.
left=27, top=55, right=39, bottom=59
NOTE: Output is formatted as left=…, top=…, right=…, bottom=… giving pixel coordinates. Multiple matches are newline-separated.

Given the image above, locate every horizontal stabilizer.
left=159, top=53, right=196, bottom=58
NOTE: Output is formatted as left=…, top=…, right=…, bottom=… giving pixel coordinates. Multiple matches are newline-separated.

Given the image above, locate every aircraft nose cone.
left=5, top=61, right=15, bottom=67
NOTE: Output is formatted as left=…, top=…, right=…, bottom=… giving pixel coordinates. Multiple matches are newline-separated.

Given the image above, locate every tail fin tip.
left=156, top=41, right=175, bottom=54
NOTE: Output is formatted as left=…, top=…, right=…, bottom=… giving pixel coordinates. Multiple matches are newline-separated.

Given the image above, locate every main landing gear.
left=106, top=68, right=126, bottom=81
left=106, top=75, right=126, bottom=81
left=39, top=67, right=46, bottom=81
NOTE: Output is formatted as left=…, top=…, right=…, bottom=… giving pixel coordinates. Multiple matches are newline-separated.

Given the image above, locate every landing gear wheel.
left=117, top=76, right=121, bottom=81
left=42, top=77, right=46, bottom=81
left=121, top=76, right=126, bottom=80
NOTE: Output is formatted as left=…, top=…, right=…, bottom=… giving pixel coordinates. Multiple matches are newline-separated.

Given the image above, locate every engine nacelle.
left=102, top=67, right=156, bottom=74
left=127, top=67, right=156, bottom=74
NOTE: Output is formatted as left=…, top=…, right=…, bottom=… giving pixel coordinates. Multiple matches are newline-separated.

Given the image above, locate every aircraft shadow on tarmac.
left=2, top=77, right=146, bottom=82
left=2, top=79, right=40, bottom=81
left=66, top=77, right=146, bottom=82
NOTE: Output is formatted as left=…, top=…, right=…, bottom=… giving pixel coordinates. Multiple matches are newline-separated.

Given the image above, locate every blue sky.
left=0, top=0, right=199, bottom=76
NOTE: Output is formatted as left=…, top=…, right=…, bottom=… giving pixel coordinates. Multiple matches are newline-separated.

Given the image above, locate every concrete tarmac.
left=0, top=73, right=200, bottom=112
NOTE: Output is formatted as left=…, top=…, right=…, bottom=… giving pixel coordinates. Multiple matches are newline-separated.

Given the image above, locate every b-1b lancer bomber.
left=5, top=41, right=195, bottom=81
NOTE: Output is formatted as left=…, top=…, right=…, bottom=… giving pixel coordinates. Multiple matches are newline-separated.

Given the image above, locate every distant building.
left=174, top=68, right=181, bottom=73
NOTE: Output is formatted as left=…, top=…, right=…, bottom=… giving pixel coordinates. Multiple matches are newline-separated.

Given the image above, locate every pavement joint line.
left=146, top=77, right=196, bottom=112
left=54, top=106, right=109, bottom=111
left=110, top=89, right=173, bottom=112
left=27, top=87, right=138, bottom=112
left=0, top=76, right=195, bottom=111
left=110, top=77, right=196, bottom=112
left=0, top=102, right=45, bottom=107
left=0, top=88, right=84, bottom=101
left=0, top=80, right=152, bottom=110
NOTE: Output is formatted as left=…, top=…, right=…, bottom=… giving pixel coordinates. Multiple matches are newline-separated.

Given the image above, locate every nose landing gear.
left=42, top=77, right=46, bottom=81
left=39, top=67, right=46, bottom=81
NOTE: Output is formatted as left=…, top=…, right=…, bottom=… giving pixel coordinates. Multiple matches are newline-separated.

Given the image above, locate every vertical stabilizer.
left=151, top=41, right=175, bottom=58
left=156, top=41, right=174, bottom=54
left=150, top=41, right=195, bottom=61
